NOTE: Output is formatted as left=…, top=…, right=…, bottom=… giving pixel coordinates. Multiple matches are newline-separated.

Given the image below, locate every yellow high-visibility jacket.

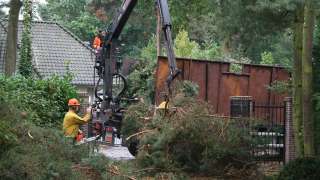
left=63, top=110, right=91, bottom=138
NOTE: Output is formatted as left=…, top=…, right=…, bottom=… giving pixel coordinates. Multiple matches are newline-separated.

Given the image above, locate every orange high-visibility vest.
left=93, top=37, right=102, bottom=49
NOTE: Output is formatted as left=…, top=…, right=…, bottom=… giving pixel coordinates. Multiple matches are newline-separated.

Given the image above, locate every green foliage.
left=137, top=102, right=256, bottom=177
left=126, top=37, right=158, bottom=103
left=126, top=59, right=156, bottom=104
left=80, top=155, right=110, bottom=177
left=277, top=158, right=320, bottom=180
left=174, top=30, right=200, bottom=58
left=153, top=172, right=188, bottom=180
left=269, top=31, right=293, bottom=69
left=38, top=0, right=297, bottom=64
left=19, top=0, right=33, bottom=77
left=174, top=30, right=221, bottom=59
left=261, top=51, right=275, bottom=65
left=39, top=0, right=103, bottom=40
left=180, top=81, right=199, bottom=97
left=313, top=18, right=320, bottom=154
left=0, top=92, right=115, bottom=180
left=124, top=88, right=258, bottom=177
left=193, top=41, right=222, bottom=60
left=257, top=32, right=293, bottom=69
left=140, top=35, right=157, bottom=62
left=0, top=103, right=90, bottom=179
left=0, top=103, right=18, bottom=155
left=38, top=0, right=155, bottom=55
left=67, top=11, right=103, bottom=41
left=122, top=102, right=150, bottom=139
left=39, top=0, right=87, bottom=22
left=127, top=30, right=221, bottom=104
left=167, top=0, right=295, bottom=63
left=228, top=57, right=251, bottom=74
left=0, top=75, right=78, bottom=128
left=229, top=63, right=243, bottom=74
left=267, top=80, right=292, bottom=94
left=314, top=93, right=320, bottom=154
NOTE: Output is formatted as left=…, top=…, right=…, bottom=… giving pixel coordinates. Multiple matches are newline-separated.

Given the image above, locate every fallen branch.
left=129, top=167, right=162, bottom=174
left=107, top=165, right=136, bottom=180
left=27, top=130, right=34, bottom=139
left=126, top=129, right=155, bottom=141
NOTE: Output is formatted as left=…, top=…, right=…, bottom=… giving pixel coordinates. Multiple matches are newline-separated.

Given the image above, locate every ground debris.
left=72, top=164, right=102, bottom=180
left=122, top=82, right=262, bottom=179
left=107, top=164, right=137, bottom=180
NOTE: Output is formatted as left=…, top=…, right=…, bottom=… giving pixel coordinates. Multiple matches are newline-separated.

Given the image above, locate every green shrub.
left=277, top=158, right=320, bottom=180
left=0, top=76, right=115, bottom=180
left=126, top=59, right=156, bottom=104
left=180, top=80, right=199, bottom=97
left=125, top=92, right=258, bottom=178
left=81, top=155, right=110, bottom=174
left=0, top=75, right=78, bottom=128
left=0, top=103, right=89, bottom=180
left=122, top=102, right=150, bottom=138
left=0, top=103, right=18, bottom=155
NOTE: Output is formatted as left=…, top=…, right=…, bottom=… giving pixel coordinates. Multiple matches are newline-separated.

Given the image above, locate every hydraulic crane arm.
left=93, top=0, right=180, bottom=136
left=104, top=0, right=138, bottom=44
left=157, top=0, right=180, bottom=86
left=100, top=0, right=180, bottom=103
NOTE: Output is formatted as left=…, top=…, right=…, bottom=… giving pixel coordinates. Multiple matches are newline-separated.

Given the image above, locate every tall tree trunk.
left=302, top=0, right=315, bottom=157
left=4, top=0, right=22, bottom=76
left=222, top=37, right=231, bottom=56
left=292, top=3, right=304, bottom=158
left=156, top=5, right=161, bottom=57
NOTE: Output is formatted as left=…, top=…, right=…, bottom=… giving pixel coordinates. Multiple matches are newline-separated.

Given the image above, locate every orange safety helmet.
left=68, top=98, right=80, bottom=106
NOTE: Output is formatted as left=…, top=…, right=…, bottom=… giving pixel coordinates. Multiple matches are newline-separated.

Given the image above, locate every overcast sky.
left=1, top=0, right=47, bottom=20
left=0, top=0, right=46, bottom=4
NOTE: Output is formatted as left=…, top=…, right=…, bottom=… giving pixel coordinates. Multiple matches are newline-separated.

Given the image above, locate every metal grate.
left=251, top=103, right=285, bottom=163
left=230, top=96, right=252, bottom=117
left=230, top=96, right=285, bottom=163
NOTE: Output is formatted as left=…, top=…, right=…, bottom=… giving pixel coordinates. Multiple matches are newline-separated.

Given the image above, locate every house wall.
left=155, top=56, right=290, bottom=116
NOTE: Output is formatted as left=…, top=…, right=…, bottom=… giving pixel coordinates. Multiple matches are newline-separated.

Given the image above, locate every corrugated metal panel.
left=155, top=56, right=290, bottom=116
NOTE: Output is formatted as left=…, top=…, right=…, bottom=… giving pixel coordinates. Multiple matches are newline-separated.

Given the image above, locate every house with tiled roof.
left=0, top=21, right=96, bottom=103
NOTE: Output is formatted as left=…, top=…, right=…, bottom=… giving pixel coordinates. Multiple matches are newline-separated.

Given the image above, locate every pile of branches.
left=122, top=82, right=261, bottom=179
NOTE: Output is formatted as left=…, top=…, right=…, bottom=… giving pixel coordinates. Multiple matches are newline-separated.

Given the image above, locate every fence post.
left=284, top=97, right=295, bottom=163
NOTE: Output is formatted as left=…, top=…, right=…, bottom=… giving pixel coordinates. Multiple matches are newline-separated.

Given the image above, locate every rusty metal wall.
left=155, top=56, right=290, bottom=116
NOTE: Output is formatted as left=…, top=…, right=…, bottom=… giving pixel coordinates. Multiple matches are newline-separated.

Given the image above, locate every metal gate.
left=230, top=97, right=285, bottom=163
left=251, top=103, right=285, bottom=163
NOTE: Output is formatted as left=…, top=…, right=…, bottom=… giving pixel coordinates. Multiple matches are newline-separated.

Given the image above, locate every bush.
left=122, top=102, right=151, bottom=138
left=0, top=103, right=18, bottom=155
left=0, top=76, right=116, bottom=180
left=180, top=80, right=199, bottom=97
left=277, top=158, right=320, bottom=180
left=0, top=103, right=90, bottom=180
left=124, top=87, right=259, bottom=178
left=126, top=60, right=156, bottom=104
left=0, top=75, right=78, bottom=128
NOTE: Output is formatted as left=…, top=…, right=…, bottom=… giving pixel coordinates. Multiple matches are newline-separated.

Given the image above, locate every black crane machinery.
left=90, top=0, right=180, bottom=152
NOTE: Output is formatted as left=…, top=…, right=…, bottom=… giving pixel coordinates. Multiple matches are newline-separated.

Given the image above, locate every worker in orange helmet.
left=63, top=98, right=91, bottom=141
left=93, top=30, right=105, bottom=49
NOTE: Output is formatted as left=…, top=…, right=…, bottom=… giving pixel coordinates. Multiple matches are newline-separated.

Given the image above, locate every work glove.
left=86, top=107, right=92, bottom=113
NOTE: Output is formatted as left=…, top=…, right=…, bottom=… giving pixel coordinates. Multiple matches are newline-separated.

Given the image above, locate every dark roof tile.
left=0, top=20, right=97, bottom=86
